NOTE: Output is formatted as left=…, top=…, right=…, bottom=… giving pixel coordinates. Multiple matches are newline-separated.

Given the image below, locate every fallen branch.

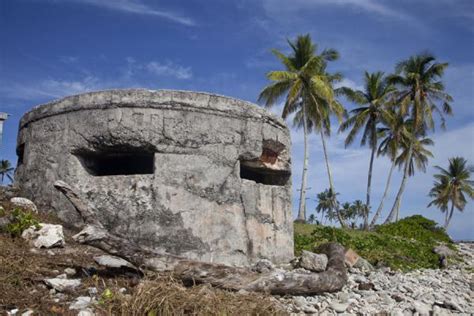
left=54, top=180, right=347, bottom=295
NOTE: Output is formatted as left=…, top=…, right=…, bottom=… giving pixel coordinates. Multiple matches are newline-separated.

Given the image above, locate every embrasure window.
left=239, top=162, right=290, bottom=186
left=76, top=151, right=154, bottom=176
left=17, top=143, right=25, bottom=166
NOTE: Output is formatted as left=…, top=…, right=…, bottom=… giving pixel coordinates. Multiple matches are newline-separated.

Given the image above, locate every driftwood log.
left=54, top=180, right=347, bottom=295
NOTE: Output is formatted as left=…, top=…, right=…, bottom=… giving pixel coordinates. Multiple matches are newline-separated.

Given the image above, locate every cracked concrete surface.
left=15, top=89, right=294, bottom=266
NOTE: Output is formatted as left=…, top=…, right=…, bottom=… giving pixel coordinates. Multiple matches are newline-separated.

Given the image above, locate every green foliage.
left=294, top=215, right=455, bottom=271
left=375, top=215, right=451, bottom=244
left=2, top=208, right=40, bottom=237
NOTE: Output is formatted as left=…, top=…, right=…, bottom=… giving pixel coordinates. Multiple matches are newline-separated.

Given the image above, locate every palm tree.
left=307, top=214, right=316, bottom=224
left=338, top=72, right=395, bottom=229
left=369, top=111, right=410, bottom=227
left=385, top=53, right=453, bottom=222
left=316, top=189, right=338, bottom=224
left=428, top=157, right=474, bottom=229
left=258, top=34, right=344, bottom=223
left=384, top=125, right=434, bottom=223
left=428, top=177, right=450, bottom=227
left=0, top=160, right=14, bottom=184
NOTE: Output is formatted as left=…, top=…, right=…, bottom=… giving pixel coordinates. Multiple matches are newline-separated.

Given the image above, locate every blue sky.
left=1, top=0, right=473, bottom=239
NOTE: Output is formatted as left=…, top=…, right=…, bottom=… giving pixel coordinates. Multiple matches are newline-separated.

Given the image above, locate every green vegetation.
left=258, top=34, right=345, bottom=226
left=0, top=159, right=14, bottom=184
left=339, top=71, right=395, bottom=229
left=428, top=157, right=474, bottom=229
left=258, top=34, right=470, bottom=228
left=294, top=215, right=454, bottom=270
left=0, top=208, right=40, bottom=237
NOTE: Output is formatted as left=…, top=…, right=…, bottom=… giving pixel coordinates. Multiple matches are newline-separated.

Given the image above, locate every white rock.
left=390, top=308, right=404, bottom=316
left=93, top=255, right=136, bottom=269
left=56, top=273, right=67, bottom=279
left=10, top=197, right=37, bottom=212
left=413, top=301, right=430, bottom=316
left=65, top=268, right=76, bottom=276
left=21, top=309, right=34, bottom=316
left=87, top=287, right=98, bottom=296
left=7, top=308, right=18, bottom=315
left=77, top=310, right=94, bottom=316
left=69, top=296, right=93, bottom=310
left=299, top=250, right=328, bottom=272
left=22, top=223, right=65, bottom=248
left=44, top=278, right=81, bottom=292
left=330, top=302, right=349, bottom=313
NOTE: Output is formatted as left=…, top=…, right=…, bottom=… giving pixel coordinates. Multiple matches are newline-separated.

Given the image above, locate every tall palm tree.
left=428, top=157, right=474, bottom=229
left=258, top=34, right=344, bottom=224
left=386, top=53, right=453, bottom=222
left=338, top=72, right=395, bottom=229
left=384, top=125, right=434, bottom=223
left=369, top=111, right=409, bottom=227
left=0, top=160, right=14, bottom=184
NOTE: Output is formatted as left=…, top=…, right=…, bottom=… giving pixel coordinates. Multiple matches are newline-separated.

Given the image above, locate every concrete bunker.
left=15, top=89, right=293, bottom=266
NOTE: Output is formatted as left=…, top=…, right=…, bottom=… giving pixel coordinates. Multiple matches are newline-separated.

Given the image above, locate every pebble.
left=279, top=242, right=474, bottom=315
left=64, top=268, right=76, bottom=276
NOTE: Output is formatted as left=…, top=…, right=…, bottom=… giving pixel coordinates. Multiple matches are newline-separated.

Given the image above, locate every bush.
left=1, top=208, right=40, bottom=237
left=294, top=215, right=455, bottom=271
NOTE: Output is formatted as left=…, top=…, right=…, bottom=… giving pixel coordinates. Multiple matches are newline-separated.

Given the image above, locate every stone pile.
left=279, top=243, right=474, bottom=315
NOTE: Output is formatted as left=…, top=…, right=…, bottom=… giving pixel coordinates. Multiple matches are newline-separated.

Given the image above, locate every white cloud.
left=0, top=76, right=100, bottom=100
left=335, top=78, right=364, bottom=91
left=145, top=61, right=193, bottom=80
left=260, top=0, right=410, bottom=20
left=62, top=0, right=195, bottom=26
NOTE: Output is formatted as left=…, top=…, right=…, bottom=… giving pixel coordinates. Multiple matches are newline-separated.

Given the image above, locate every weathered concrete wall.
left=15, top=89, right=293, bottom=266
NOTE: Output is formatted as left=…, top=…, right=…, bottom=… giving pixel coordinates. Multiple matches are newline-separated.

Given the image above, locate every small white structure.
left=0, top=112, right=8, bottom=146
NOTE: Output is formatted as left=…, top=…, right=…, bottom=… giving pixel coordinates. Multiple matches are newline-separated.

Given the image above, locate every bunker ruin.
left=15, top=89, right=293, bottom=266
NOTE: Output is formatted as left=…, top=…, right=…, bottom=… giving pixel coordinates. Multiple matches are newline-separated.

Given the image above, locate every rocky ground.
left=280, top=243, right=474, bottom=315
left=2, top=191, right=473, bottom=315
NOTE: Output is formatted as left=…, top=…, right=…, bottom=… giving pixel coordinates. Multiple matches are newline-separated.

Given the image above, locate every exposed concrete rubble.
left=15, top=89, right=293, bottom=266
left=21, top=223, right=65, bottom=248
left=10, top=197, right=37, bottom=213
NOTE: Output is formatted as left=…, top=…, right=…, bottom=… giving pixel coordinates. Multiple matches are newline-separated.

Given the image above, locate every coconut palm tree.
left=428, top=157, right=474, bottom=229
left=315, top=189, right=336, bottom=224
left=258, top=34, right=344, bottom=224
left=385, top=53, right=453, bottom=222
left=338, top=72, right=395, bottom=229
left=369, top=111, right=410, bottom=227
left=428, top=177, right=450, bottom=228
left=0, top=160, right=14, bottom=184
left=384, top=125, right=434, bottom=223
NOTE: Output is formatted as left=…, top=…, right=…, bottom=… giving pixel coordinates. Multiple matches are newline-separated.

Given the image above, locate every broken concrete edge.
left=18, top=89, right=288, bottom=131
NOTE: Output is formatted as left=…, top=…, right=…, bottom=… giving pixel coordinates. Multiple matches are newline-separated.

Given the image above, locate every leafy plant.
left=2, top=208, right=40, bottom=237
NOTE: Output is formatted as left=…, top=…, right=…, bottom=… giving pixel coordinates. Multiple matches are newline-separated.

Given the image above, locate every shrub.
left=1, top=208, right=40, bottom=237
left=294, top=215, right=455, bottom=271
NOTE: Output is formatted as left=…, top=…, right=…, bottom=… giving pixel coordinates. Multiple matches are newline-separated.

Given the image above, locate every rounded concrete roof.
left=20, top=89, right=287, bottom=130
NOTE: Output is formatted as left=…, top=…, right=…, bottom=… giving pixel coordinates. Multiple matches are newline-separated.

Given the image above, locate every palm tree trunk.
left=297, top=105, right=309, bottom=221
left=444, top=209, right=449, bottom=228
left=370, top=159, right=395, bottom=228
left=320, top=130, right=347, bottom=228
left=444, top=201, right=455, bottom=230
left=385, top=145, right=413, bottom=224
left=364, top=144, right=376, bottom=230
